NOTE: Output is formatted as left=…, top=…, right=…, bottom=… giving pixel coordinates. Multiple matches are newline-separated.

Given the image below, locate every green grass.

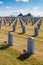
left=0, top=45, right=43, bottom=65
left=0, top=18, right=43, bottom=65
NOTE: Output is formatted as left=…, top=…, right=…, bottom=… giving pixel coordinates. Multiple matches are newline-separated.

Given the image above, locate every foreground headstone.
left=13, top=24, right=16, bottom=32
left=22, top=26, right=25, bottom=33
left=8, top=32, right=13, bottom=46
left=34, top=26, right=38, bottom=36
left=27, top=37, right=34, bottom=54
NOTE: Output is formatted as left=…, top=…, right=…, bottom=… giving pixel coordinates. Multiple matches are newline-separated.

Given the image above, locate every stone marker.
left=34, top=26, right=38, bottom=36
left=9, top=21, right=11, bottom=26
left=20, top=19, right=23, bottom=27
left=29, top=19, right=31, bottom=23
left=8, top=32, right=13, bottom=46
left=13, top=24, right=16, bottom=32
left=37, top=23, right=40, bottom=29
left=22, top=26, right=25, bottom=33
left=4, top=19, right=6, bottom=25
left=25, top=21, right=28, bottom=25
left=15, top=19, right=17, bottom=26
left=0, top=20, right=1, bottom=29
left=32, top=20, right=34, bottom=25
left=39, top=20, right=42, bottom=26
left=27, top=37, right=34, bottom=54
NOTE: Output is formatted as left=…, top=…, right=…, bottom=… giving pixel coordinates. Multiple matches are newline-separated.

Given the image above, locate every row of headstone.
left=14, top=19, right=17, bottom=26
left=6, top=18, right=42, bottom=54
left=39, top=19, right=42, bottom=26
left=34, top=26, right=38, bottom=36
left=31, top=17, right=40, bottom=25
left=37, top=23, right=40, bottom=29
left=31, top=19, right=34, bottom=25
left=28, top=18, right=31, bottom=23
left=25, top=17, right=28, bottom=25
left=21, top=16, right=29, bottom=25
left=8, top=31, right=34, bottom=54
left=3, top=17, right=16, bottom=26
left=21, top=17, right=27, bottom=24
left=12, top=24, right=25, bottom=34
left=4, top=18, right=6, bottom=25
left=34, top=19, right=42, bottom=36
left=0, top=19, right=2, bottom=29
left=12, top=18, right=25, bottom=34
left=6, top=17, right=17, bottom=25
left=22, top=26, right=25, bottom=33
left=13, top=24, right=16, bottom=32
left=19, top=19, right=23, bottom=27
left=19, top=18, right=25, bottom=33
left=12, top=18, right=18, bottom=32
left=8, top=18, right=17, bottom=26
left=9, top=21, right=11, bottom=26
left=1, top=18, right=11, bottom=26
left=12, top=18, right=39, bottom=36
left=37, top=19, right=42, bottom=29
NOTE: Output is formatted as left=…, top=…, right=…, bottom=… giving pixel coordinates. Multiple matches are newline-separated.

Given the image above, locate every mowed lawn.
left=0, top=18, right=43, bottom=65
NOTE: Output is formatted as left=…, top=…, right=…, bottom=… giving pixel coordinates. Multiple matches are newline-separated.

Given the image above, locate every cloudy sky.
left=0, top=0, right=43, bottom=16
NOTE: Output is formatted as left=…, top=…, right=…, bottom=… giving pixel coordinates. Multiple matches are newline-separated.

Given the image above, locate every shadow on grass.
left=17, top=53, right=33, bottom=61
left=0, top=45, right=9, bottom=50
left=9, top=30, right=16, bottom=32
left=31, top=35, right=37, bottom=37
left=9, top=31, right=14, bottom=32
left=18, top=33, right=25, bottom=35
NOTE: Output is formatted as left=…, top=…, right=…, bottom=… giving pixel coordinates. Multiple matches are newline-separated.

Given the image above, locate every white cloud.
left=15, top=0, right=29, bottom=2
left=30, top=6, right=43, bottom=16
left=32, top=6, right=39, bottom=11
left=11, top=9, right=29, bottom=16
left=0, top=9, right=28, bottom=16
left=0, top=1, right=3, bottom=4
left=0, top=6, right=43, bottom=17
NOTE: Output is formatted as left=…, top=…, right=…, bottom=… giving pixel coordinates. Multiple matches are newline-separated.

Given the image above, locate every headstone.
left=37, top=23, right=40, bottom=29
left=34, top=26, right=38, bottom=36
left=25, top=21, right=28, bottom=25
left=22, top=26, right=25, bottom=33
left=9, top=21, right=11, bottom=26
left=15, top=19, right=17, bottom=26
left=0, top=20, right=1, bottom=29
left=4, top=19, right=6, bottom=25
left=27, top=37, right=34, bottom=54
left=28, top=19, right=31, bottom=23
left=20, top=19, right=23, bottom=27
left=8, top=32, right=13, bottom=46
left=32, top=20, right=34, bottom=25
left=13, top=24, right=16, bottom=32
left=39, top=20, right=42, bottom=26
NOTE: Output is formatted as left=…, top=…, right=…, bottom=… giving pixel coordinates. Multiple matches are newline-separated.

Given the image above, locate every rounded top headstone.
left=28, top=37, right=34, bottom=40
left=8, top=32, right=13, bottom=34
left=35, top=26, right=38, bottom=29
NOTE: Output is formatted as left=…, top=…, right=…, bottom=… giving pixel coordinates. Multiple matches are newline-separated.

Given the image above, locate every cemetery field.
left=0, top=18, right=43, bottom=65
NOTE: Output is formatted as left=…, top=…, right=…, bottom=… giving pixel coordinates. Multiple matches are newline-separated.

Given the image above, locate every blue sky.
left=0, top=0, right=43, bottom=16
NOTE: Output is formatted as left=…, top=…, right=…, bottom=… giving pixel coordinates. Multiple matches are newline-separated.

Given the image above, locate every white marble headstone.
left=8, top=32, right=13, bottom=46
left=27, top=37, right=34, bottom=54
